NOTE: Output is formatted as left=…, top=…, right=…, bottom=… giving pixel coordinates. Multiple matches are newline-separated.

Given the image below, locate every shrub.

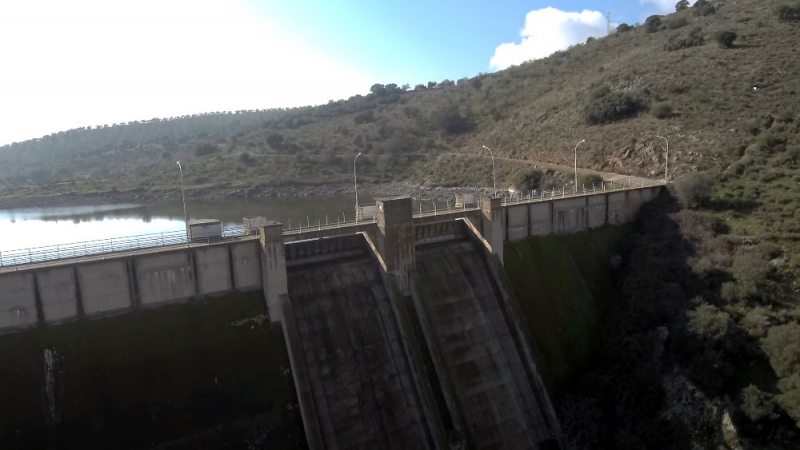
left=673, top=172, right=716, bottom=208
left=589, top=85, right=611, bottom=100
left=432, top=104, right=474, bottom=135
left=676, top=0, right=690, bottom=12
left=651, top=102, right=673, bottom=118
left=578, top=173, right=604, bottom=189
left=353, top=110, right=375, bottom=125
left=666, top=16, right=689, bottom=29
left=694, top=0, right=716, bottom=16
left=720, top=281, right=739, bottom=302
left=777, top=3, right=800, bottom=21
left=664, top=26, right=704, bottom=51
left=511, top=168, right=544, bottom=191
left=616, top=23, right=633, bottom=33
left=741, top=385, right=779, bottom=421
left=238, top=152, right=252, bottom=163
left=714, top=30, right=737, bottom=48
left=688, top=304, right=732, bottom=340
left=776, top=374, right=800, bottom=426
left=645, top=15, right=663, bottom=33
left=762, top=322, right=800, bottom=378
left=732, top=249, right=769, bottom=296
left=193, top=142, right=218, bottom=157
left=585, top=91, right=645, bottom=124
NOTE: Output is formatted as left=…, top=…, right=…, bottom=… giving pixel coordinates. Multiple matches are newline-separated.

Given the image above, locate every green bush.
left=617, top=23, right=633, bottom=33
left=693, top=0, right=716, bottom=16
left=732, top=250, right=769, bottom=296
left=713, top=30, right=737, bottom=48
left=676, top=0, right=690, bottom=12
left=578, top=173, right=604, bottom=189
left=645, top=15, right=663, bottom=33
left=650, top=102, right=673, bottom=118
left=777, top=3, right=800, bottom=21
left=762, top=322, right=800, bottom=378
left=666, top=16, right=689, bottom=29
left=688, top=304, right=731, bottom=341
left=740, top=385, right=779, bottom=421
left=511, top=168, right=545, bottom=191
left=585, top=91, right=645, bottom=124
left=664, top=26, right=704, bottom=51
left=776, top=374, right=800, bottom=426
left=193, top=142, right=218, bottom=157
left=673, top=172, right=716, bottom=208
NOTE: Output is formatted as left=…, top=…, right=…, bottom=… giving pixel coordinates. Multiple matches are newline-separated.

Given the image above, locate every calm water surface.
left=0, top=195, right=371, bottom=251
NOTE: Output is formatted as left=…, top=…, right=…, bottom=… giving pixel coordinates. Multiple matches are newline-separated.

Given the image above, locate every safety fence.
left=1, top=178, right=664, bottom=268
left=0, top=225, right=247, bottom=269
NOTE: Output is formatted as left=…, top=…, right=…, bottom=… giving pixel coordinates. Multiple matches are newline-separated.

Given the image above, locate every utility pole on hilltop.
left=606, top=8, right=612, bottom=35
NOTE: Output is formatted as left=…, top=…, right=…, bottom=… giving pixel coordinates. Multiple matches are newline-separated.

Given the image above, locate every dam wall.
left=282, top=234, right=444, bottom=449
left=0, top=239, right=263, bottom=332
left=411, top=238, right=559, bottom=449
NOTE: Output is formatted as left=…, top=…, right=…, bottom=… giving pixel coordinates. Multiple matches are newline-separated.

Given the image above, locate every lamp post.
left=481, top=145, right=496, bottom=196
left=574, top=139, right=586, bottom=192
left=353, top=152, right=362, bottom=211
left=657, top=135, right=669, bottom=183
left=176, top=161, right=188, bottom=243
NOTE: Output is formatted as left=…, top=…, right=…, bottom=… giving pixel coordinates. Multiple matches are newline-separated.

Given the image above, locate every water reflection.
left=0, top=195, right=370, bottom=252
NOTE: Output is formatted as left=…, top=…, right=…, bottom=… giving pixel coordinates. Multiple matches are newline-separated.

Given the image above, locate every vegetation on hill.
left=2, top=0, right=799, bottom=200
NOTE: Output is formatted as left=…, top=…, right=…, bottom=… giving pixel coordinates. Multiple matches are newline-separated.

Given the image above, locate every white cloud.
left=641, top=0, right=696, bottom=14
left=489, top=7, right=607, bottom=70
left=0, top=0, right=373, bottom=145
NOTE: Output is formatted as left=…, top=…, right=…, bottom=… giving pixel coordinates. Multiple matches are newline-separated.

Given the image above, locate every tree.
left=777, top=3, right=800, bottom=21
left=713, top=30, right=737, bottom=48
left=645, top=15, right=663, bottom=33
left=676, top=0, right=690, bottom=11
left=414, top=84, right=426, bottom=90
left=741, top=385, right=779, bottom=421
left=672, top=172, right=715, bottom=208
left=617, top=23, right=633, bottom=33
left=578, top=173, right=604, bottom=189
left=693, top=0, right=716, bottom=16
left=761, top=322, right=800, bottom=378
left=369, top=83, right=387, bottom=97
left=731, top=250, right=769, bottom=297
left=427, top=81, right=438, bottom=89
left=511, top=168, right=544, bottom=191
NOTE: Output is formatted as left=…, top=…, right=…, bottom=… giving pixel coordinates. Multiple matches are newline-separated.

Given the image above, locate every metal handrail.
left=0, top=225, right=247, bottom=268
left=1, top=178, right=663, bottom=268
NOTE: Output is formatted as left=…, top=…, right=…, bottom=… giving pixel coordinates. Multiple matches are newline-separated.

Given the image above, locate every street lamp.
left=481, top=145, right=496, bottom=196
left=353, top=152, right=362, bottom=210
left=574, top=139, right=586, bottom=192
left=657, top=135, right=669, bottom=183
left=176, top=161, right=188, bottom=243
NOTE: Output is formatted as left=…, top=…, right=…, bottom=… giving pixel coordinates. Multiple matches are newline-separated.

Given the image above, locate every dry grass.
left=1, top=0, right=799, bottom=198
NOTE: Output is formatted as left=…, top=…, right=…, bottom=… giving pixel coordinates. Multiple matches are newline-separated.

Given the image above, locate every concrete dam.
left=0, top=182, right=663, bottom=449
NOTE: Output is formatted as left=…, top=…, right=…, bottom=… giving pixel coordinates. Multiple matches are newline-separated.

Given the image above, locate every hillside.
left=2, top=0, right=799, bottom=200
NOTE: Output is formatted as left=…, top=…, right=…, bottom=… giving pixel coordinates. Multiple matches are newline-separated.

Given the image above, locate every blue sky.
left=0, top=0, right=679, bottom=146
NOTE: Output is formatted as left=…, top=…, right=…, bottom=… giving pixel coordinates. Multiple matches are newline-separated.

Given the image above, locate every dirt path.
left=439, top=152, right=650, bottom=182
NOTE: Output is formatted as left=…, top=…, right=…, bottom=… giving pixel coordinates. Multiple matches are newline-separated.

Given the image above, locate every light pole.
left=176, top=161, right=188, bottom=243
left=481, top=145, right=496, bottom=196
left=574, top=139, right=586, bottom=192
left=657, top=135, right=669, bottom=183
left=353, top=152, right=362, bottom=210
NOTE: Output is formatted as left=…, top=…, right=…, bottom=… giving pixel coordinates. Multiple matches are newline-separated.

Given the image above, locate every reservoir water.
left=0, top=195, right=370, bottom=253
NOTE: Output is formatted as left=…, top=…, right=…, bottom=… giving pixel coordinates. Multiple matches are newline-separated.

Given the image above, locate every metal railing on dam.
left=0, top=178, right=664, bottom=269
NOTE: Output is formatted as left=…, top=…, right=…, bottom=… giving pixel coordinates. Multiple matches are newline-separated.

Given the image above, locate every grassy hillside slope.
left=2, top=0, right=799, bottom=199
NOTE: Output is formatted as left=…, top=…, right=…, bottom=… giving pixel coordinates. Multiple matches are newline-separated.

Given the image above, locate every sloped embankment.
left=286, top=254, right=437, bottom=450
left=504, top=226, right=624, bottom=393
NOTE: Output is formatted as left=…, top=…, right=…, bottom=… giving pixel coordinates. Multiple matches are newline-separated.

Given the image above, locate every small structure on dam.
left=0, top=181, right=663, bottom=449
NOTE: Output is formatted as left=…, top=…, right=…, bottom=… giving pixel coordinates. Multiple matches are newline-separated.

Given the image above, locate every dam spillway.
left=284, top=237, right=440, bottom=449
left=413, top=240, right=558, bottom=448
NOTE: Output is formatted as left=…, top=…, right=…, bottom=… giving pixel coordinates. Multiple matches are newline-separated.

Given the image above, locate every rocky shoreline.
left=0, top=182, right=494, bottom=209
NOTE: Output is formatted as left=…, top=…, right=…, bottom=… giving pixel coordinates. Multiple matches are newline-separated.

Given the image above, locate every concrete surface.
left=194, top=246, right=232, bottom=295
left=136, top=251, right=196, bottom=306
left=607, top=192, right=627, bottom=225
left=587, top=194, right=607, bottom=228
left=553, top=197, right=588, bottom=234
left=413, top=240, right=556, bottom=449
left=286, top=252, right=438, bottom=450
left=36, top=267, right=78, bottom=323
left=530, top=202, right=552, bottom=236
left=231, top=241, right=262, bottom=290
left=506, top=204, right=529, bottom=241
left=77, top=260, right=132, bottom=315
left=0, top=272, right=37, bottom=330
